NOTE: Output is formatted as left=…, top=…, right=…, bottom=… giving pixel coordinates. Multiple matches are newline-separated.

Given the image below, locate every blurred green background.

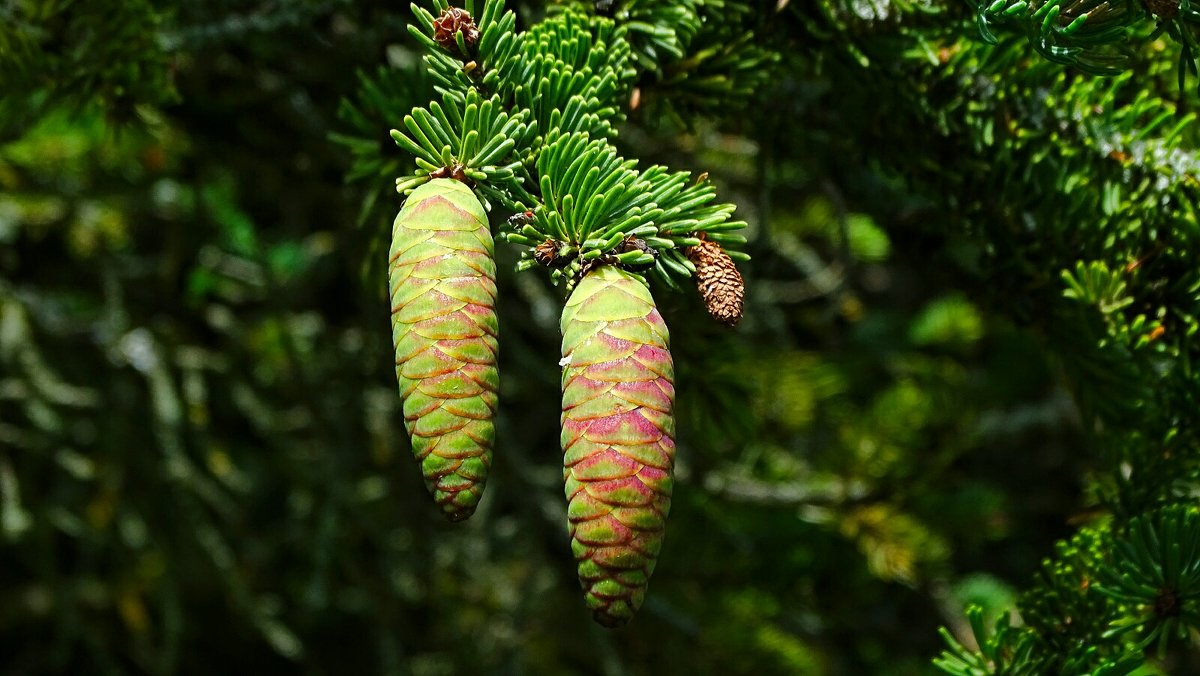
left=2, top=0, right=1183, bottom=673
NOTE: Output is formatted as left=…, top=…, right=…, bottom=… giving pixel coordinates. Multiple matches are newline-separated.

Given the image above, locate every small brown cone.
left=433, top=8, right=480, bottom=53
left=685, top=238, right=744, bottom=326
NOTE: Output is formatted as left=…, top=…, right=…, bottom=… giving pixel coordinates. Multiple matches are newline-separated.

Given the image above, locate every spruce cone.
left=433, top=7, right=480, bottom=53
left=685, top=238, right=744, bottom=326
left=560, top=266, right=675, bottom=627
left=389, top=178, right=498, bottom=521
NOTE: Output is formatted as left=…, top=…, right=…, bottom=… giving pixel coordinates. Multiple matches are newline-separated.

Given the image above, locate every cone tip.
left=435, top=488, right=482, bottom=522
left=441, top=505, right=476, bottom=522
left=593, top=608, right=634, bottom=628
left=587, top=594, right=638, bottom=628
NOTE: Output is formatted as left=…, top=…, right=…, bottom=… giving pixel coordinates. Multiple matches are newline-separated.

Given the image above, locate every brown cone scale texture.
left=433, top=7, right=480, bottom=52
left=686, top=238, right=744, bottom=326
left=389, top=179, right=498, bottom=521
left=560, top=266, right=675, bottom=627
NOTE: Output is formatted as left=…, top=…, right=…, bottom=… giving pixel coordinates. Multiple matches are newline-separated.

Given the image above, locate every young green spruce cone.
left=560, top=265, right=675, bottom=627
left=389, top=178, right=498, bottom=521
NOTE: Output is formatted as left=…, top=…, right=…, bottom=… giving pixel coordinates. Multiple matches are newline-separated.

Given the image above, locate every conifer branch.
left=388, top=88, right=536, bottom=207
left=975, top=0, right=1200, bottom=87
left=408, top=0, right=522, bottom=97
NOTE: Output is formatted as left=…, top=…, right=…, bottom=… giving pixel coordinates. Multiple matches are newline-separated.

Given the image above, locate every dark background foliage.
left=2, top=0, right=1199, bottom=674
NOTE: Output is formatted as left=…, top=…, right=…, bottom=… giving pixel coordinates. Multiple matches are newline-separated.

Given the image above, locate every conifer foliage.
left=369, top=0, right=1200, bottom=651
left=5, top=0, right=1200, bottom=669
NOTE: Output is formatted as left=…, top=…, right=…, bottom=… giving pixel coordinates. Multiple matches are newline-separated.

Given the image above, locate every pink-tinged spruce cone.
left=389, top=178, right=498, bottom=522
left=560, top=265, right=675, bottom=627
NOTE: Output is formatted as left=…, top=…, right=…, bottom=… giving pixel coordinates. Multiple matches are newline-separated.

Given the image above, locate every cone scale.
left=560, top=266, right=675, bottom=627
left=389, top=178, right=498, bottom=521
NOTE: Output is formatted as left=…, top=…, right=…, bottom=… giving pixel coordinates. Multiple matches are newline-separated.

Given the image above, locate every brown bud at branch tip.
left=433, top=7, right=481, bottom=53
left=535, top=239, right=572, bottom=268
left=535, top=239, right=559, bottom=266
